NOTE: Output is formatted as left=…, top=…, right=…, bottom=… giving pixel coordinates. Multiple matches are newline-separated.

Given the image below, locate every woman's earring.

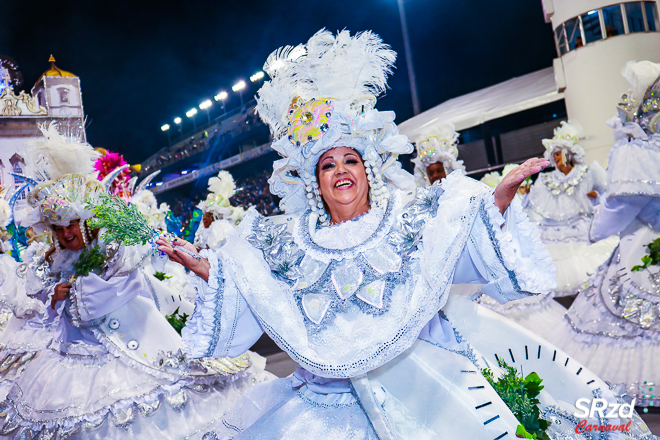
left=81, top=222, right=89, bottom=247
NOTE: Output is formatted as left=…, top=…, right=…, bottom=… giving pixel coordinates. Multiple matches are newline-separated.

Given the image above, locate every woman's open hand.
left=156, top=237, right=210, bottom=282
left=52, top=283, right=71, bottom=309
left=493, top=158, right=550, bottom=214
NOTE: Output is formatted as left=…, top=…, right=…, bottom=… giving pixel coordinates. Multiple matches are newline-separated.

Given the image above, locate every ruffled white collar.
left=550, top=164, right=586, bottom=182
left=311, top=206, right=385, bottom=250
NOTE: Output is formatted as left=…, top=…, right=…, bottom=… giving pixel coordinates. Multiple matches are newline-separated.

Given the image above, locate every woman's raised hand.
left=156, top=237, right=211, bottom=282
left=493, top=157, right=550, bottom=214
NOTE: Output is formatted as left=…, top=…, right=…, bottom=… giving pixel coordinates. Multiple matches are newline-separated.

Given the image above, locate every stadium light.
left=186, top=108, right=198, bottom=118
left=214, top=91, right=228, bottom=101
left=161, top=124, right=170, bottom=131
left=232, top=80, right=246, bottom=92
left=174, top=117, right=182, bottom=124
left=250, top=71, right=265, bottom=82
left=199, top=99, right=213, bottom=110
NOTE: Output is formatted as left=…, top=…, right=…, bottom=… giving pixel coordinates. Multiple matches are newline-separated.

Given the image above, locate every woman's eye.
left=322, top=163, right=335, bottom=170
left=345, top=159, right=358, bottom=165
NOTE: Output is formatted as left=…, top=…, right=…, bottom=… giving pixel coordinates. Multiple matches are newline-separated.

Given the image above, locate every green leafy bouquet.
left=631, top=238, right=660, bottom=272
left=87, top=195, right=200, bottom=260
left=73, top=245, right=106, bottom=278
left=165, top=307, right=189, bottom=335
left=481, top=359, right=551, bottom=440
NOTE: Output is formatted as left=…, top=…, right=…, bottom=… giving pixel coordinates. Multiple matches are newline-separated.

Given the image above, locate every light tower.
left=542, top=0, right=660, bottom=164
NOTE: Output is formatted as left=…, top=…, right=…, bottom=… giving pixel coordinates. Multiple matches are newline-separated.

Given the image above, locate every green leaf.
left=631, top=265, right=644, bottom=272
left=153, top=271, right=173, bottom=281
left=165, top=307, right=189, bottom=335
left=516, top=424, right=536, bottom=439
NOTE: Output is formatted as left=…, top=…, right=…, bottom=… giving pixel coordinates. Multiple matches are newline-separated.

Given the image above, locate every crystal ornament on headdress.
left=541, top=120, right=586, bottom=166
left=411, top=122, right=465, bottom=186
left=287, top=98, right=333, bottom=146
left=614, top=61, right=660, bottom=138
left=257, top=29, right=416, bottom=222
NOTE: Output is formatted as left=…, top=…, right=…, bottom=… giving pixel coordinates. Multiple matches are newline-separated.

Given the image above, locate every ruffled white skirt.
left=0, top=347, right=272, bottom=439
left=545, top=236, right=619, bottom=297
left=197, top=296, right=655, bottom=440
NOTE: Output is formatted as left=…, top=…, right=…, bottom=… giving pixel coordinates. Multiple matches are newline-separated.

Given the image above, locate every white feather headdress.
left=25, top=122, right=100, bottom=182
left=18, top=122, right=103, bottom=229
left=197, top=171, right=238, bottom=219
left=257, top=29, right=415, bottom=220
left=542, top=120, right=586, bottom=166
left=411, top=122, right=465, bottom=186
left=614, top=60, right=660, bottom=138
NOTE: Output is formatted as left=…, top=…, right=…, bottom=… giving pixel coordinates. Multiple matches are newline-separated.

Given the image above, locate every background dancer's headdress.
left=542, top=120, right=586, bottom=167
left=411, top=122, right=465, bottom=186
left=20, top=122, right=103, bottom=233
left=614, top=60, right=660, bottom=139
left=257, top=29, right=415, bottom=223
left=197, top=171, right=245, bottom=224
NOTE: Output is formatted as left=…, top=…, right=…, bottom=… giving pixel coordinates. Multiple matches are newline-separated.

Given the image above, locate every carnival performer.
left=160, top=30, right=656, bottom=439
left=0, top=123, right=271, bottom=439
left=549, top=61, right=660, bottom=408
left=0, top=197, right=47, bottom=399
left=525, top=121, right=618, bottom=297
left=193, top=170, right=245, bottom=251
left=474, top=156, right=603, bottom=339
left=411, top=122, right=465, bottom=186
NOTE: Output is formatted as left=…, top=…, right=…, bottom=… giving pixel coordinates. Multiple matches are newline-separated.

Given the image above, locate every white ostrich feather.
left=0, top=199, right=10, bottom=227
left=207, top=170, right=236, bottom=200
left=553, top=120, right=584, bottom=140
left=25, top=122, right=100, bottom=181
left=257, top=29, right=397, bottom=138
left=622, top=60, right=660, bottom=104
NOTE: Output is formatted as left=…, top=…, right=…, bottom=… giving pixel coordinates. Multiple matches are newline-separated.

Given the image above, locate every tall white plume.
left=207, top=170, right=237, bottom=200
left=622, top=60, right=660, bottom=105
left=257, top=29, right=397, bottom=139
left=25, top=122, right=101, bottom=181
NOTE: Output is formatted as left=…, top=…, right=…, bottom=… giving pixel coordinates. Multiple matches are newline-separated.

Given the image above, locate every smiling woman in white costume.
left=0, top=123, right=271, bottom=440
left=160, top=30, right=657, bottom=440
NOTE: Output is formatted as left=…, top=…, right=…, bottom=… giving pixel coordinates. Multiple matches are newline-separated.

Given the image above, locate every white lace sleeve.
left=455, top=191, right=557, bottom=303
left=181, top=248, right=264, bottom=359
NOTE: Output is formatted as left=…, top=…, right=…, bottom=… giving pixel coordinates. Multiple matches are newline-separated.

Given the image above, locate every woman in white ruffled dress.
left=474, top=124, right=618, bottom=340
left=0, top=197, right=51, bottom=400
left=160, top=30, right=656, bottom=439
left=526, top=120, right=618, bottom=298
left=0, top=123, right=271, bottom=439
left=549, top=61, right=660, bottom=408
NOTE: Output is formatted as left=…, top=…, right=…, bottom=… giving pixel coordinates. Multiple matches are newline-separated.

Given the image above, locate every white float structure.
left=543, top=0, right=660, bottom=164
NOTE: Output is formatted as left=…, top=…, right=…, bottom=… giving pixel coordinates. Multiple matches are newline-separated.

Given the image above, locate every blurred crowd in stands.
left=169, top=169, right=281, bottom=230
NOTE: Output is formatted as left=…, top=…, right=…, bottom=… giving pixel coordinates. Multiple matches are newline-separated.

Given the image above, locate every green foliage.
left=73, top=246, right=106, bottom=277
left=153, top=271, right=173, bottom=281
left=481, top=359, right=551, bottom=440
left=165, top=307, right=189, bottom=335
left=87, top=195, right=154, bottom=246
left=632, top=238, right=660, bottom=272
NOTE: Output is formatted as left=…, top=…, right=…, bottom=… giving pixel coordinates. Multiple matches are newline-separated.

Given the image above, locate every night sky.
left=2, top=0, right=557, bottom=165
